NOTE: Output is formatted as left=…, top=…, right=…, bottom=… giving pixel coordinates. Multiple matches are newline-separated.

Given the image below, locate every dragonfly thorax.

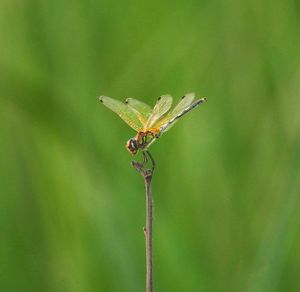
left=126, top=131, right=157, bottom=155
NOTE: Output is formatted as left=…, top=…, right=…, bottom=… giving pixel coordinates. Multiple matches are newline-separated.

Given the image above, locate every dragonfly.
left=99, top=93, right=206, bottom=168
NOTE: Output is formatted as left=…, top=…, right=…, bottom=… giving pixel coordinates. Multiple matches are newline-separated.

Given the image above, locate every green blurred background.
left=0, top=0, right=300, bottom=291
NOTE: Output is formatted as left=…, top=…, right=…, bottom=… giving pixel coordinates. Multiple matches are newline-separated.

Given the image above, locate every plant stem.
left=144, top=172, right=153, bottom=292
left=132, top=151, right=155, bottom=292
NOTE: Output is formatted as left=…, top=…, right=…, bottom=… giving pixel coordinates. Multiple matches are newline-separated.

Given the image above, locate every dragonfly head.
left=126, top=138, right=138, bottom=155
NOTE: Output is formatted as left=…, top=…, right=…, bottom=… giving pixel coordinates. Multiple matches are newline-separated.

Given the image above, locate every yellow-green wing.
left=125, top=97, right=152, bottom=125
left=153, top=92, right=195, bottom=129
left=99, top=95, right=143, bottom=131
left=158, top=97, right=207, bottom=134
left=169, top=92, right=195, bottom=117
left=144, top=94, right=173, bottom=130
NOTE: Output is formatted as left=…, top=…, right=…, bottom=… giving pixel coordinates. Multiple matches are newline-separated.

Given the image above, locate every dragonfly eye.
left=126, top=138, right=138, bottom=155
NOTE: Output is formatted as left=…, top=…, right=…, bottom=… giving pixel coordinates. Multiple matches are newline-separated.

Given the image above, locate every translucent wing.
left=153, top=92, right=195, bottom=129
left=158, top=97, right=207, bottom=135
left=144, top=94, right=173, bottom=130
left=169, top=92, right=195, bottom=117
left=125, top=97, right=152, bottom=125
left=99, top=95, right=143, bottom=131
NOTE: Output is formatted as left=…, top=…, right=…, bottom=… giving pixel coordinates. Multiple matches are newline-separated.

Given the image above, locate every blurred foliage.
left=0, top=0, right=300, bottom=291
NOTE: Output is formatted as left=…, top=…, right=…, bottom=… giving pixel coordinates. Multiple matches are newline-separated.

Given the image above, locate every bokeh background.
left=1, top=0, right=300, bottom=291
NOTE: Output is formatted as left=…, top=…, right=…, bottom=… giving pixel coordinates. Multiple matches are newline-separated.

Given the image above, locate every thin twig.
left=132, top=151, right=155, bottom=292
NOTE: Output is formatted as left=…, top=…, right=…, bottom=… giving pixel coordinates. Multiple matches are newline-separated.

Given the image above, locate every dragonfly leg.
left=132, top=151, right=147, bottom=169
left=146, top=150, right=155, bottom=173
left=131, top=151, right=155, bottom=177
left=142, top=151, right=148, bottom=167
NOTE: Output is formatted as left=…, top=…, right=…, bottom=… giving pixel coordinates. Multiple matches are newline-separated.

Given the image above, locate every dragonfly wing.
left=144, top=94, right=173, bottom=129
left=152, top=92, right=195, bottom=129
left=159, top=97, right=207, bottom=134
left=99, top=95, right=143, bottom=131
left=125, top=98, right=152, bottom=125
left=169, top=92, right=195, bottom=116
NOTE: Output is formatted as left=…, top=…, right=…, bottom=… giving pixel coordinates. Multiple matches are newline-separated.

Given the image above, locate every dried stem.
left=131, top=151, right=155, bottom=292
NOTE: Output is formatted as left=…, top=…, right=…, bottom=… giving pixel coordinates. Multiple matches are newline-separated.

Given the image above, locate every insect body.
left=99, top=93, right=206, bottom=155
left=126, top=130, right=159, bottom=154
